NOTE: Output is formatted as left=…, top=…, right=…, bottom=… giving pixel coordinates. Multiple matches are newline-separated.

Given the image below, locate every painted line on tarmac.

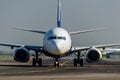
left=0, top=59, right=73, bottom=75
left=28, top=67, right=58, bottom=73
left=60, top=58, right=73, bottom=66
left=0, top=67, right=58, bottom=75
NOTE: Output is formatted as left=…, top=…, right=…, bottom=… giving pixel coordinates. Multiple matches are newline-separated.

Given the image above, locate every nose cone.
left=51, top=40, right=63, bottom=54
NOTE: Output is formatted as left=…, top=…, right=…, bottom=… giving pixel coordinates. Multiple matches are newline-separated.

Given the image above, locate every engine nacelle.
left=14, top=47, right=30, bottom=62
left=86, top=47, right=102, bottom=63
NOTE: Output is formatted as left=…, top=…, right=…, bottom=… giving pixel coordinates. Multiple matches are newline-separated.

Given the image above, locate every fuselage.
left=43, top=0, right=71, bottom=57
left=43, top=27, right=72, bottom=56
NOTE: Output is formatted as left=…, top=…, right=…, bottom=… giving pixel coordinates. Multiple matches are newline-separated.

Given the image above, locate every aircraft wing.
left=0, top=43, right=43, bottom=51
left=71, top=44, right=120, bottom=53
left=93, top=44, right=120, bottom=48
left=24, top=45, right=43, bottom=51
left=0, top=43, right=22, bottom=49
left=71, top=47, right=90, bottom=53
left=69, top=28, right=104, bottom=35
left=14, top=28, right=46, bottom=34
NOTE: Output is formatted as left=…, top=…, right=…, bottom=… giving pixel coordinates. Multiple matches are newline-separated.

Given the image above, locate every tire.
left=74, top=58, right=77, bottom=67
left=38, top=58, right=42, bottom=67
left=54, top=62, right=56, bottom=67
left=57, top=62, right=59, bottom=67
left=32, top=58, right=36, bottom=67
left=80, top=59, right=83, bottom=67
left=54, top=61, right=59, bottom=67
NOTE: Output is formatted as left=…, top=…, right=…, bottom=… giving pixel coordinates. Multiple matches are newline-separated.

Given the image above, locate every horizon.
left=0, top=0, right=120, bottom=51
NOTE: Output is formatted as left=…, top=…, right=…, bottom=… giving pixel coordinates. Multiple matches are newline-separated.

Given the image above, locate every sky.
left=0, top=0, right=120, bottom=51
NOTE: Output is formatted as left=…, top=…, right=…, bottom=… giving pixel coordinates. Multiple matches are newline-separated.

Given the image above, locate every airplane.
left=100, top=48, right=120, bottom=57
left=0, top=0, right=120, bottom=67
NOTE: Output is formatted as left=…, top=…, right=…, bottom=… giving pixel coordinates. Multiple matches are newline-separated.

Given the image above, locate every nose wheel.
left=54, top=58, right=59, bottom=67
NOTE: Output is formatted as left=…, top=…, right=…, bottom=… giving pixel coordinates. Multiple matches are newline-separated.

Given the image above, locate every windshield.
left=48, top=36, right=66, bottom=40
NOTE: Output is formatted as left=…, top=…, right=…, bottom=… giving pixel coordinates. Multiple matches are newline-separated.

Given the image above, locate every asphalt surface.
left=0, top=55, right=120, bottom=80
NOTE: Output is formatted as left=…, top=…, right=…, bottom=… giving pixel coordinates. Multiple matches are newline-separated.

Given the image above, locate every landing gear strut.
left=74, top=51, right=83, bottom=67
left=54, top=58, right=59, bottom=67
left=32, top=51, right=42, bottom=67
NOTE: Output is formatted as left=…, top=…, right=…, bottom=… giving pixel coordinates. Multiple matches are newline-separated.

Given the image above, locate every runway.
left=0, top=55, right=120, bottom=80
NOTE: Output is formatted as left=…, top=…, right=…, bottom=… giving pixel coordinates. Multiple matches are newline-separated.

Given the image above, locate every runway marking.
left=0, top=67, right=58, bottom=75
left=28, top=67, right=58, bottom=73
left=60, top=58, right=73, bottom=66
left=28, top=58, right=73, bottom=73
left=0, top=59, right=74, bottom=75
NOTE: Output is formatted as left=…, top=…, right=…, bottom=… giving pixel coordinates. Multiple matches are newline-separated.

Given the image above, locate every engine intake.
left=86, top=48, right=102, bottom=63
left=14, top=47, right=30, bottom=62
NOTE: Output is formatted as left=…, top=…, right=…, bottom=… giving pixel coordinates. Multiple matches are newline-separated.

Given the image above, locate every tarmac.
left=0, top=55, right=120, bottom=80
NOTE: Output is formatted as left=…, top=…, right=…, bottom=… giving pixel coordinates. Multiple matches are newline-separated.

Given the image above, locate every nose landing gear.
left=54, top=58, right=59, bottom=67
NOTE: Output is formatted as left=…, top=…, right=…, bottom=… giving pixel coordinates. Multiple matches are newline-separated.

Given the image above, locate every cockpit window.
left=57, top=37, right=66, bottom=40
left=49, top=36, right=56, bottom=40
left=48, top=36, right=66, bottom=40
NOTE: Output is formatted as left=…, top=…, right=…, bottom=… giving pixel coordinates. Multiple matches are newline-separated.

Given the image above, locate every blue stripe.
left=57, top=0, right=61, bottom=27
left=57, top=21, right=61, bottom=27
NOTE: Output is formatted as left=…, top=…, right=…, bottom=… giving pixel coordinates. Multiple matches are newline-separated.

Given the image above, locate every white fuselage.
left=43, top=27, right=72, bottom=56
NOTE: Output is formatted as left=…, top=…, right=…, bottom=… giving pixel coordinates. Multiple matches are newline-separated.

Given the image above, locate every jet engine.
left=86, top=47, right=102, bottom=63
left=14, top=47, right=30, bottom=62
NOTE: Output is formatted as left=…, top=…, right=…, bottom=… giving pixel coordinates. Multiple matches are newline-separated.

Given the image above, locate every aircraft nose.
left=51, top=40, right=62, bottom=54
